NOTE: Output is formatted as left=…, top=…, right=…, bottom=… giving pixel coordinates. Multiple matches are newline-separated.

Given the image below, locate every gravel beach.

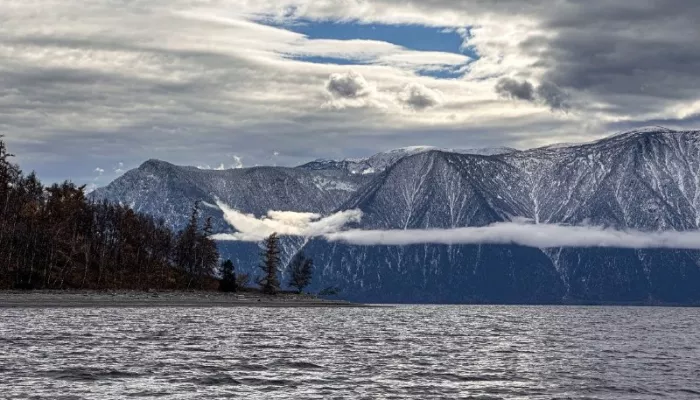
left=0, top=291, right=365, bottom=308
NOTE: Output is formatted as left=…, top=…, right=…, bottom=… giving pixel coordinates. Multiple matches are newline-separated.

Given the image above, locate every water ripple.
left=0, top=305, right=699, bottom=399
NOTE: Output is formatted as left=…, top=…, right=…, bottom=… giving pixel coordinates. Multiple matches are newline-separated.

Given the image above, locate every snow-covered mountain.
left=92, top=128, right=700, bottom=304
left=301, top=128, right=700, bottom=303
left=299, top=146, right=516, bottom=175
left=91, top=159, right=369, bottom=232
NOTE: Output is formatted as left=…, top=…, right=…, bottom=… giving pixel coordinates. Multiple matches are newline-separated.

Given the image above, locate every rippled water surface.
left=1, top=305, right=699, bottom=399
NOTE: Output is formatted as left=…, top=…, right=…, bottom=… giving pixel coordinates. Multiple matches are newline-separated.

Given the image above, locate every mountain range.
left=92, top=127, right=700, bottom=304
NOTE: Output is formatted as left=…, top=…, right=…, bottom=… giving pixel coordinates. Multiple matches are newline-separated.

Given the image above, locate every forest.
left=0, top=137, right=220, bottom=290
left=0, top=137, right=319, bottom=294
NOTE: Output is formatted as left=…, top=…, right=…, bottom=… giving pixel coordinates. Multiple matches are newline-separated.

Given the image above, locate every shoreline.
left=0, top=290, right=368, bottom=308
left=2, top=291, right=697, bottom=308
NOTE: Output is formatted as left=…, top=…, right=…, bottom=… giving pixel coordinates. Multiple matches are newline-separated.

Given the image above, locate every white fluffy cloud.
left=323, top=71, right=384, bottom=109
left=212, top=201, right=363, bottom=241
left=326, top=223, right=700, bottom=250
left=326, top=71, right=374, bottom=99
left=324, top=72, right=444, bottom=111
left=398, top=82, right=444, bottom=110
left=213, top=202, right=700, bottom=251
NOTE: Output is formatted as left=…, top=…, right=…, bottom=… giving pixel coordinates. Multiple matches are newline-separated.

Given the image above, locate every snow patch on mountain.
left=91, top=127, right=700, bottom=304
left=299, top=145, right=518, bottom=175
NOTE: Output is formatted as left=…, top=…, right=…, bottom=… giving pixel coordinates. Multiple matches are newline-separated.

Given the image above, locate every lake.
left=1, top=305, right=699, bottom=399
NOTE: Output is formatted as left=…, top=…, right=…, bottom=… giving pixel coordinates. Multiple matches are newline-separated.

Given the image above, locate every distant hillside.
left=93, top=128, right=700, bottom=304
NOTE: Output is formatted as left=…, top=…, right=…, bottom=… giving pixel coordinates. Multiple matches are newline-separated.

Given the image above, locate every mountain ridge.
left=92, top=127, right=700, bottom=303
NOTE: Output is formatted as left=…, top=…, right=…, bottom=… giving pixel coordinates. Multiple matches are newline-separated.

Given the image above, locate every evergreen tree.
left=175, top=202, right=200, bottom=283
left=0, top=137, right=220, bottom=291
left=219, top=259, right=237, bottom=292
left=288, top=252, right=313, bottom=294
left=197, top=217, right=219, bottom=287
left=174, top=203, right=218, bottom=289
left=259, top=233, right=281, bottom=294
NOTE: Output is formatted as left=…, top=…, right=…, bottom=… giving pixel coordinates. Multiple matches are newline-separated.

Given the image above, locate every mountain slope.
left=92, top=159, right=368, bottom=232
left=93, top=128, right=700, bottom=304
left=501, top=128, right=700, bottom=302
left=504, top=127, right=700, bottom=229
left=301, top=151, right=565, bottom=303
left=299, top=128, right=700, bottom=303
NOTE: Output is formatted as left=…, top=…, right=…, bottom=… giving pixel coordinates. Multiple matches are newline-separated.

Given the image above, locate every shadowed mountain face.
left=91, top=160, right=369, bottom=232
left=93, top=128, right=700, bottom=304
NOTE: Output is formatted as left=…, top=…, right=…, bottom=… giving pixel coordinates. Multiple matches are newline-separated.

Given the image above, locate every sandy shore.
left=0, top=290, right=367, bottom=308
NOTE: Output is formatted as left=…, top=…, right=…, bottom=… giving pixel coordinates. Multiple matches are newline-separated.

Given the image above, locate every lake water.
left=1, top=305, right=699, bottom=399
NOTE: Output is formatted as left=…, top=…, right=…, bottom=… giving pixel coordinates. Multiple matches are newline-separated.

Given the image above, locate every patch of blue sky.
left=258, top=17, right=479, bottom=74
left=288, top=56, right=368, bottom=65
left=289, top=21, right=474, bottom=56
left=417, top=65, right=470, bottom=79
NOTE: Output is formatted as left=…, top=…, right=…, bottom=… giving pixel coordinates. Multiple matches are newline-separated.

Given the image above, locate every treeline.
left=0, top=138, right=219, bottom=290
left=0, top=137, right=322, bottom=294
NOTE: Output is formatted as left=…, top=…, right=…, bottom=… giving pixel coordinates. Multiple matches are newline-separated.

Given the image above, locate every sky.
left=2, top=0, right=700, bottom=190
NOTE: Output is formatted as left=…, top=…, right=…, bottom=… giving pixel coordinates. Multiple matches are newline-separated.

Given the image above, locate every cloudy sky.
left=2, top=0, right=700, bottom=189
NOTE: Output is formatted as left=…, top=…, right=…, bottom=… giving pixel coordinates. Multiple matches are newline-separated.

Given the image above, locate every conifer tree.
left=0, top=137, right=220, bottom=291
left=176, top=202, right=200, bottom=280
left=196, top=217, right=219, bottom=288
left=259, top=233, right=281, bottom=294
left=289, top=252, right=313, bottom=294
left=219, top=259, right=237, bottom=292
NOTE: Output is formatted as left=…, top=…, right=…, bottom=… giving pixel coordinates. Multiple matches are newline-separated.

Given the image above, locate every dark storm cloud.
left=380, top=0, right=700, bottom=110
left=522, top=0, right=700, bottom=114
left=365, top=0, right=700, bottom=116
left=535, top=81, right=569, bottom=111
left=495, top=78, right=569, bottom=111
left=495, top=78, right=535, bottom=101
